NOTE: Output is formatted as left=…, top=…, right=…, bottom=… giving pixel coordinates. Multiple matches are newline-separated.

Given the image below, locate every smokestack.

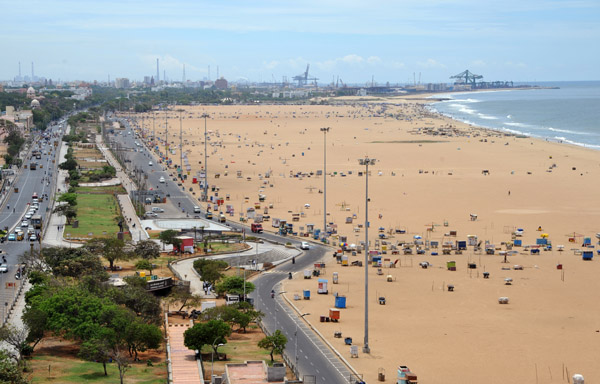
left=156, top=58, right=159, bottom=82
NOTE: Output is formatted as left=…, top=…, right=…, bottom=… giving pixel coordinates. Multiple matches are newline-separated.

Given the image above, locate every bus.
left=31, top=215, right=43, bottom=230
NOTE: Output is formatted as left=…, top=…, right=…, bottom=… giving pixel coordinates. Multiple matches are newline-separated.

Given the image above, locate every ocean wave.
left=478, top=113, right=498, bottom=120
left=554, top=137, right=600, bottom=149
left=448, top=103, right=477, bottom=115
left=507, top=115, right=512, bottom=119
left=505, top=122, right=531, bottom=128
left=445, top=98, right=481, bottom=103
left=548, top=127, right=594, bottom=136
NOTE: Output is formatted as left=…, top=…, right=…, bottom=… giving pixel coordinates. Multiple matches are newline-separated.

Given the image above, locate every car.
left=145, top=212, right=158, bottom=218
left=300, top=242, right=310, bottom=250
left=7, top=233, right=15, bottom=241
left=21, top=221, right=29, bottom=227
left=148, top=161, right=153, bottom=166
left=0, top=264, right=8, bottom=273
left=24, top=213, right=32, bottom=220
left=159, top=177, right=165, bottom=183
left=29, top=234, right=37, bottom=242
left=151, top=207, right=164, bottom=213
left=32, top=204, right=39, bottom=210
left=193, top=206, right=201, bottom=213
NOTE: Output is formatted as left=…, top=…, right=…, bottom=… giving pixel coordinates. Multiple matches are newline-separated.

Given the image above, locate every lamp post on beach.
left=358, top=156, right=375, bottom=354
left=320, top=127, right=330, bottom=240
left=164, top=107, right=169, bottom=161
left=294, top=312, right=310, bottom=378
left=201, top=113, right=210, bottom=201
left=178, top=109, right=185, bottom=174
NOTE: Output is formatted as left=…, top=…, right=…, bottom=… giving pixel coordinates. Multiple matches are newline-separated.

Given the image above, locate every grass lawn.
left=75, top=185, right=126, bottom=194
left=29, top=337, right=166, bottom=384
left=66, top=193, right=122, bottom=238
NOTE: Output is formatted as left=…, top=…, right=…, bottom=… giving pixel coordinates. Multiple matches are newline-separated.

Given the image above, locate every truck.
left=29, top=162, right=37, bottom=170
left=251, top=223, right=263, bottom=233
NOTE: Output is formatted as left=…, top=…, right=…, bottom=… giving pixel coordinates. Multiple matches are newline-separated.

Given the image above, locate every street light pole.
left=201, top=113, right=210, bottom=201
left=320, top=127, right=330, bottom=240
left=178, top=109, right=184, bottom=174
left=295, top=313, right=310, bottom=378
left=164, top=107, right=168, bottom=162
left=211, top=339, right=224, bottom=380
left=358, top=156, right=375, bottom=354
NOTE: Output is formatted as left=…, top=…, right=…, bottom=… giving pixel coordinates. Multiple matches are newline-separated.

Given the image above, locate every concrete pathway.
left=170, top=242, right=301, bottom=298
left=96, top=134, right=148, bottom=244
left=167, top=322, right=204, bottom=384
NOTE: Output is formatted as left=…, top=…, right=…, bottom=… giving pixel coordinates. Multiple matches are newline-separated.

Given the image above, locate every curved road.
left=116, top=116, right=358, bottom=383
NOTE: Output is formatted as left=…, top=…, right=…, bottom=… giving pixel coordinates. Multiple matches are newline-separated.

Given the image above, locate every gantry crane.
left=450, top=70, right=483, bottom=87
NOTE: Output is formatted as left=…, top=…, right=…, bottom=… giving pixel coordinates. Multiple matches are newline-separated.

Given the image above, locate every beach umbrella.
left=414, top=235, right=422, bottom=240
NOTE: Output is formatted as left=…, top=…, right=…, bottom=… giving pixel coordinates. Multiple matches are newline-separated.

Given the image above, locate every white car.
left=148, top=161, right=153, bottom=166
left=0, top=264, right=8, bottom=273
left=21, top=221, right=29, bottom=228
left=300, top=242, right=310, bottom=250
left=24, top=213, right=32, bottom=220
left=159, top=176, right=165, bottom=183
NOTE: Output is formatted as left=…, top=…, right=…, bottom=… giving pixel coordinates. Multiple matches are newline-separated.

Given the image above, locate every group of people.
left=202, top=281, right=213, bottom=296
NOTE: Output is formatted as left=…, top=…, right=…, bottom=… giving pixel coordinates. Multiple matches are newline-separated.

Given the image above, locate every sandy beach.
left=134, top=95, right=600, bottom=383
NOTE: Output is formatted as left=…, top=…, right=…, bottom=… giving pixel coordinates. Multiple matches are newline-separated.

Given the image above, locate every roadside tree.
left=258, top=330, right=287, bottom=363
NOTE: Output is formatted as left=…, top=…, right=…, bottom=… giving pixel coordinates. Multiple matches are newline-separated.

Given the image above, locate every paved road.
left=0, top=120, right=67, bottom=324
left=116, top=115, right=357, bottom=384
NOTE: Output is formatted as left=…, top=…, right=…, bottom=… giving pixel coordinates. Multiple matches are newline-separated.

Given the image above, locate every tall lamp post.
left=201, top=113, right=210, bottom=201
left=295, top=312, right=310, bottom=378
left=320, top=127, right=330, bottom=240
left=358, top=156, right=376, bottom=354
left=164, top=107, right=169, bottom=162
left=178, top=109, right=185, bottom=174
left=211, top=339, right=224, bottom=379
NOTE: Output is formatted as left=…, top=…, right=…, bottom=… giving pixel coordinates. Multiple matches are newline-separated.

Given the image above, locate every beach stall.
left=398, top=366, right=418, bottom=384
left=582, top=251, right=594, bottom=260
left=334, top=295, right=347, bottom=308
left=467, top=235, right=478, bottom=246
left=303, top=269, right=312, bottom=279
left=341, top=255, right=349, bottom=266
left=318, top=278, right=328, bottom=294
left=329, top=308, right=340, bottom=322
left=513, top=239, right=523, bottom=247
left=333, top=272, right=339, bottom=284
left=447, top=261, right=456, bottom=271
left=303, top=290, right=311, bottom=300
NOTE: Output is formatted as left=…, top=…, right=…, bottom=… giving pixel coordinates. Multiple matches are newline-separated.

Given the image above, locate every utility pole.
left=201, top=113, right=210, bottom=201
left=358, top=156, right=376, bottom=354
left=320, top=127, right=330, bottom=240
left=179, top=109, right=184, bottom=174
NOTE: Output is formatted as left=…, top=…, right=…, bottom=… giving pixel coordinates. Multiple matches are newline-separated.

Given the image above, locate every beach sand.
left=133, top=96, right=600, bottom=383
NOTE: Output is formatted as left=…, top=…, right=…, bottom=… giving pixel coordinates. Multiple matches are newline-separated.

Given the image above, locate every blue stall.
left=582, top=251, right=594, bottom=261
left=536, top=238, right=548, bottom=245
left=303, top=290, right=311, bottom=300
left=335, top=295, right=347, bottom=308
left=513, top=239, right=522, bottom=247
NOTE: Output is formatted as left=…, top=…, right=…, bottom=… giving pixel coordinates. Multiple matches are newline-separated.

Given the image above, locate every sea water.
left=431, top=81, right=600, bottom=149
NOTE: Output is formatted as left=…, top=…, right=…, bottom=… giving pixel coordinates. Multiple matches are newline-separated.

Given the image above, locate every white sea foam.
left=478, top=113, right=498, bottom=120
left=548, top=127, right=592, bottom=136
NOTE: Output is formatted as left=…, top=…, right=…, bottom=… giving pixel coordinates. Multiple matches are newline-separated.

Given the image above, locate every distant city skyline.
left=1, top=0, right=598, bottom=84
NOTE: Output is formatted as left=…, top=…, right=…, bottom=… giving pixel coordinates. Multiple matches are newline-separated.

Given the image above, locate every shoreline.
left=131, top=98, right=600, bottom=384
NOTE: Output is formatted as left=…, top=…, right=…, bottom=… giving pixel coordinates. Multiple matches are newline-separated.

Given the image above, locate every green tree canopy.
left=57, top=192, right=77, bottom=206
left=134, top=240, right=161, bottom=260
left=42, top=247, right=107, bottom=279
left=193, top=259, right=228, bottom=286
left=183, top=319, right=231, bottom=354
left=85, top=238, right=129, bottom=270
left=258, top=330, right=287, bottom=362
left=215, top=276, right=255, bottom=297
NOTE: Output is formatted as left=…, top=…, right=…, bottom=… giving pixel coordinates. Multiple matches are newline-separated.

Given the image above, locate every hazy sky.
left=1, top=0, right=598, bottom=84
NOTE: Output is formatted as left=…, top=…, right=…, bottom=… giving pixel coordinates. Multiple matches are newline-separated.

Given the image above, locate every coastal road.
left=115, top=116, right=358, bottom=383
left=0, top=120, right=66, bottom=323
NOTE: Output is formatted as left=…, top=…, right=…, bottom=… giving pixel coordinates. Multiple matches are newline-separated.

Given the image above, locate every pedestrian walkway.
left=167, top=321, right=204, bottom=384
left=43, top=143, right=81, bottom=248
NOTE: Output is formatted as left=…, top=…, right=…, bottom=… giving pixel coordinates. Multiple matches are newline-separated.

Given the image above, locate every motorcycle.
left=271, top=290, right=275, bottom=299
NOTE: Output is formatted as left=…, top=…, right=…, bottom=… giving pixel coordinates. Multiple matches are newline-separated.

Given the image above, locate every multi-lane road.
left=0, top=120, right=66, bottom=323
left=117, top=116, right=358, bottom=383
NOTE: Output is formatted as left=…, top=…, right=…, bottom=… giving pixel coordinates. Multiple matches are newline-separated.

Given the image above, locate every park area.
left=29, top=336, right=166, bottom=383
left=64, top=185, right=128, bottom=240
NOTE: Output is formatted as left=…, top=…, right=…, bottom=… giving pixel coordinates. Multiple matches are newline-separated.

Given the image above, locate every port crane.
left=293, top=64, right=319, bottom=87
left=450, top=70, right=483, bottom=87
